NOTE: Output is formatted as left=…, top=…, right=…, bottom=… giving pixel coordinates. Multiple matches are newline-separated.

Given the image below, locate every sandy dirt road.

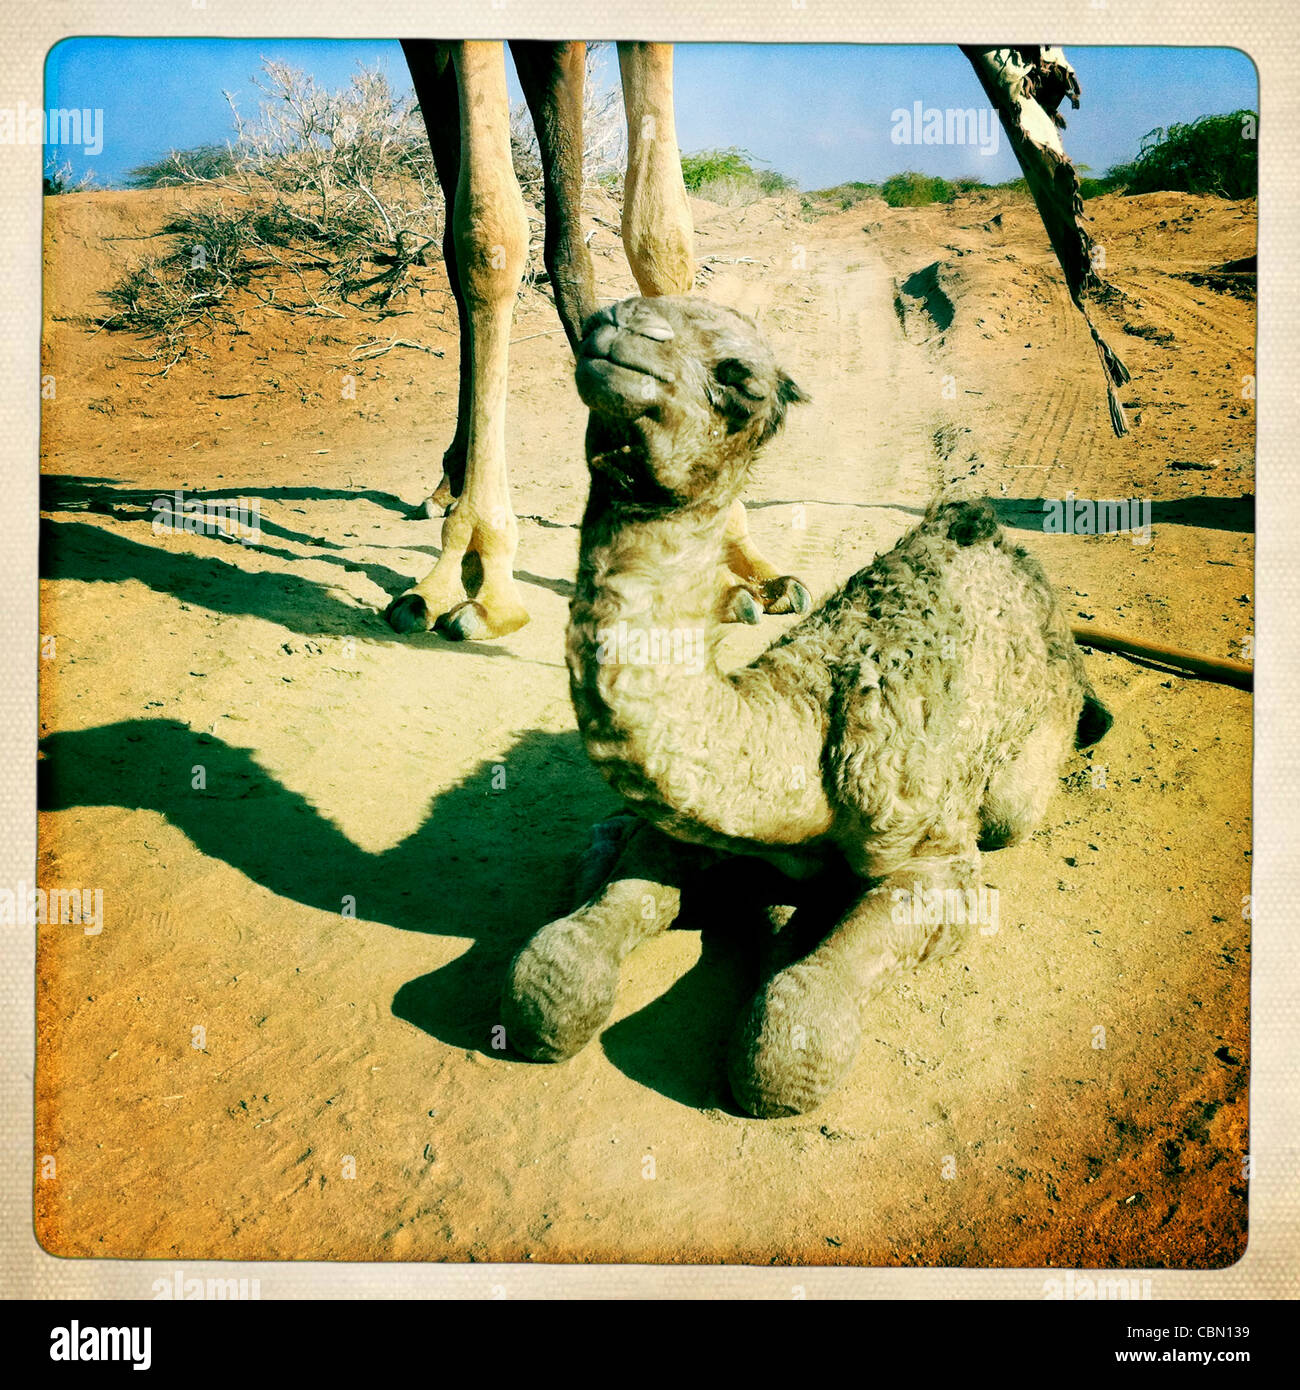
left=35, top=186, right=1253, bottom=1266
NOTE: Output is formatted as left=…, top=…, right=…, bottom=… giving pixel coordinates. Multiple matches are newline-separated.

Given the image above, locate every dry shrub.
left=100, top=59, right=445, bottom=372
left=100, top=47, right=633, bottom=372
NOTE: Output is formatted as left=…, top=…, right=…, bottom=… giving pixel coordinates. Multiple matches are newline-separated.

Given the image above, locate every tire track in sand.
left=700, top=219, right=953, bottom=593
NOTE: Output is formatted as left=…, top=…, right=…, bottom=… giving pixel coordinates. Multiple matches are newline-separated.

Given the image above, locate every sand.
left=35, top=183, right=1253, bottom=1265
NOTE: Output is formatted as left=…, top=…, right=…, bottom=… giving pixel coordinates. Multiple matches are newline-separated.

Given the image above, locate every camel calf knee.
left=501, top=822, right=705, bottom=1060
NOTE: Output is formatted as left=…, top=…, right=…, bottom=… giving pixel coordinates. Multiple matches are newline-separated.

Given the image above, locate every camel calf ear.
left=777, top=371, right=809, bottom=405
left=758, top=371, right=809, bottom=446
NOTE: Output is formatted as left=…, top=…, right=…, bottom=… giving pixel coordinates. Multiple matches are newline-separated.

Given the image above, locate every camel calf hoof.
left=722, top=586, right=763, bottom=625
left=727, top=958, right=863, bottom=1118
left=385, top=592, right=433, bottom=633
left=721, top=577, right=813, bottom=625
left=761, top=575, right=812, bottom=616
left=500, top=919, right=621, bottom=1062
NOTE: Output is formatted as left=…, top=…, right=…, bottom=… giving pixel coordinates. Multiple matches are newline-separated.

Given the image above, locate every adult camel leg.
left=386, top=41, right=531, bottom=639
left=728, top=850, right=982, bottom=1117
left=617, top=42, right=695, bottom=296
left=401, top=40, right=471, bottom=516
left=510, top=40, right=597, bottom=352
left=619, top=45, right=806, bottom=622
left=502, top=819, right=713, bottom=1061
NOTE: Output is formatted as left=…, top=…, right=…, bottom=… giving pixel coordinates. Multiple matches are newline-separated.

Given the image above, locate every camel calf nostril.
left=584, top=323, right=619, bottom=357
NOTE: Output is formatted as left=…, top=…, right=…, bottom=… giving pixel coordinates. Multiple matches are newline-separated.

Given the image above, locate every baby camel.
left=501, top=295, right=1112, bottom=1117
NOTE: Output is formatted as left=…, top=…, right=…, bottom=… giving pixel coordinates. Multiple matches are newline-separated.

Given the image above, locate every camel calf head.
left=576, top=296, right=808, bottom=511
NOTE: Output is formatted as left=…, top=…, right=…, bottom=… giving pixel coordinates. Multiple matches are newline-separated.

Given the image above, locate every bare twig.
left=350, top=336, right=444, bottom=360
left=510, top=328, right=567, bottom=345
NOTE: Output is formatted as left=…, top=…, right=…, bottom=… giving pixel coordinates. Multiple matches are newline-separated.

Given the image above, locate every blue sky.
left=44, top=39, right=1257, bottom=190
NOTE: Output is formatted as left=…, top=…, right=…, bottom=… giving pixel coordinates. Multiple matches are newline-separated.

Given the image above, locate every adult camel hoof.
left=501, top=919, right=621, bottom=1062
left=727, top=958, right=863, bottom=1118
left=417, top=465, right=462, bottom=517
left=385, top=592, right=433, bottom=633
left=761, top=575, right=813, bottom=616
left=436, top=598, right=530, bottom=642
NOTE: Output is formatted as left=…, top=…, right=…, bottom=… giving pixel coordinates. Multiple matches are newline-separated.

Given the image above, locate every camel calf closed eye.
left=501, top=295, right=1112, bottom=1117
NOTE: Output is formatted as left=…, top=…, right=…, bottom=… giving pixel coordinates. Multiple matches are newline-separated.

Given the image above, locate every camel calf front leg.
left=502, top=820, right=712, bottom=1061
left=728, top=852, right=981, bottom=1117
left=717, top=499, right=813, bottom=624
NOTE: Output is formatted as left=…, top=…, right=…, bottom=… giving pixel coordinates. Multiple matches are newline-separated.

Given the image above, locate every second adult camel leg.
left=386, top=41, right=531, bottom=639
left=510, top=40, right=596, bottom=352
left=400, top=39, right=470, bottom=516
left=616, top=42, right=695, bottom=298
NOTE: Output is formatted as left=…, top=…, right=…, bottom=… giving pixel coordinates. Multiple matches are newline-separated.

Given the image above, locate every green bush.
left=128, top=144, right=241, bottom=188
left=1109, top=111, right=1257, bottom=198
left=1078, top=176, right=1115, bottom=200
left=680, top=147, right=756, bottom=191
left=679, top=147, right=795, bottom=204
left=757, top=167, right=798, bottom=194
left=880, top=171, right=956, bottom=207
left=796, top=108, right=1259, bottom=215
left=803, top=180, right=881, bottom=212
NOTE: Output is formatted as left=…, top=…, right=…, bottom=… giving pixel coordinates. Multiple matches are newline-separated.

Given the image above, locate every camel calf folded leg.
left=728, top=853, right=981, bottom=1118
left=501, top=820, right=712, bottom=1061
left=718, top=499, right=813, bottom=625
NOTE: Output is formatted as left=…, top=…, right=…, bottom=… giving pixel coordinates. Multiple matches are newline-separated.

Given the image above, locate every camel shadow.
left=597, top=862, right=781, bottom=1110
left=40, top=719, right=611, bottom=1051
left=598, top=925, right=757, bottom=1111
left=749, top=495, right=1255, bottom=537
left=42, top=475, right=413, bottom=518
left=394, top=835, right=783, bottom=1099
left=598, top=858, right=858, bottom=1110
left=991, top=494, right=1255, bottom=536
left=44, top=474, right=416, bottom=593
left=38, top=716, right=774, bottom=1098
left=41, top=517, right=401, bottom=640
left=41, top=479, right=577, bottom=640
